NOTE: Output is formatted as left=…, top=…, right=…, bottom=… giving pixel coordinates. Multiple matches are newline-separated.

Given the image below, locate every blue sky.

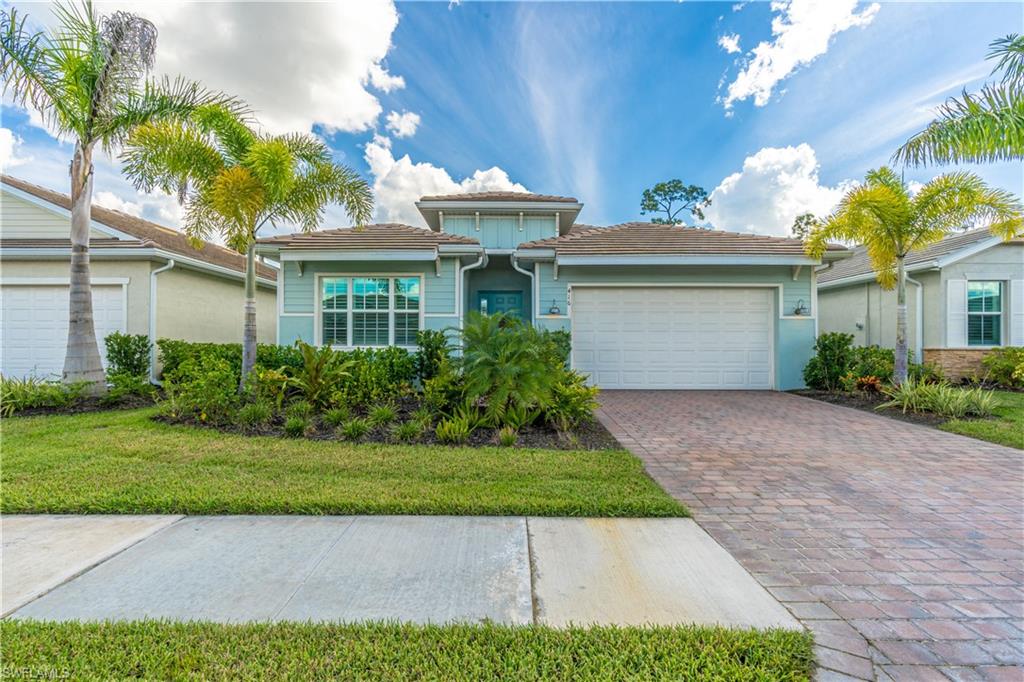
left=2, top=1, right=1021, bottom=238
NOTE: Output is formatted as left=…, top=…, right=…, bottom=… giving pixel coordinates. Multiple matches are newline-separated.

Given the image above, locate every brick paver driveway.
left=598, top=391, right=1023, bottom=682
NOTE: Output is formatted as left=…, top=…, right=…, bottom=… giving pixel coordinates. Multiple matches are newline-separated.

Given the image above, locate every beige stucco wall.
left=154, top=265, right=276, bottom=344
left=0, top=259, right=153, bottom=335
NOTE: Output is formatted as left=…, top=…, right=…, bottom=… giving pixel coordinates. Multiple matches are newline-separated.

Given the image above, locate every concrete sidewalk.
left=3, top=515, right=799, bottom=630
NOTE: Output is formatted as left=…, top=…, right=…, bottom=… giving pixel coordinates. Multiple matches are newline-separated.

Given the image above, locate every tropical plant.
left=456, top=312, right=559, bottom=425
left=368, top=403, right=397, bottom=429
left=237, top=401, right=272, bottom=429
left=163, top=356, right=237, bottom=423
left=435, top=416, right=471, bottom=444
left=104, top=332, right=151, bottom=377
left=878, top=379, right=997, bottom=419
left=497, top=426, right=518, bottom=447
left=285, top=342, right=353, bottom=409
left=981, top=346, right=1024, bottom=387
left=0, top=376, right=87, bottom=416
left=283, top=416, right=311, bottom=438
left=802, top=332, right=855, bottom=391
left=895, top=34, right=1024, bottom=166
left=414, top=329, right=449, bottom=383
left=390, top=420, right=423, bottom=443
left=545, top=371, right=600, bottom=432
left=120, top=106, right=373, bottom=388
left=284, top=400, right=315, bottom=422
left=805, top=168, right=1022, bottom=383
left=339, top=417, right=369, bottom=442
left=322, top=405, right=352, bottom=428
left=1, top=1, right=239, bottom=394
left=101, top=371, right=156, bottom=405
left=640, top=180, right=710, bottom=225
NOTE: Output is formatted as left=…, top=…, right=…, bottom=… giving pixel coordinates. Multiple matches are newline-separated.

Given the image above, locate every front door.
left=478, top=290, right=523, bottom=317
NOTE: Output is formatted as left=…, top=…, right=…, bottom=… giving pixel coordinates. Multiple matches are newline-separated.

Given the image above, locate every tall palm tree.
left=120, top=105, right=373, bottom=387
left=894, top=34, right=1024, bottom=166
left=1, top=1, right=239, bottom=394
left=805, top=168, right=1022, bottom=384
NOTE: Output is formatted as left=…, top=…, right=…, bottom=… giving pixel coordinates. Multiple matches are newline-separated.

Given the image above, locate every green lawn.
left=0, top=621, right=814, bottom=681
left=1, top=408, right=684, bottom=517
left=941, top=390, right=1024, bottom=449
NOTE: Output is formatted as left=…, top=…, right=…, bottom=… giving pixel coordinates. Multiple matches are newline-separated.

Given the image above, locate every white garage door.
left=571, top=287, right=774, bottom=389
left=1, top=284, right=125, bottom=379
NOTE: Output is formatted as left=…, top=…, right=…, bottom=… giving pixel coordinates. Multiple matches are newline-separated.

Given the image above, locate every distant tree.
left=894, top=34, right=1023, bottom=166
left=640, top=180, right=710, bottom=225
left=791, top=213, right=818, bottom=240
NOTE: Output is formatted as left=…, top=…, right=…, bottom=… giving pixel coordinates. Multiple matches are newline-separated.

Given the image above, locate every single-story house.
left=0, top=175, right=277, bottom=380
left=818, top=227, right=1023, bottom=379
left=257, top=191, right=849, bottom=390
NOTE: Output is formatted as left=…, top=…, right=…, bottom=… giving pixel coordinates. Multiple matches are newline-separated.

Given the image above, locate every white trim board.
left=564, top=282, right=815, bottom=320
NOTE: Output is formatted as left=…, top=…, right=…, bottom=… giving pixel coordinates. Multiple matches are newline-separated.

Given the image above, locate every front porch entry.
left=477, top=291, right=524, bottom=317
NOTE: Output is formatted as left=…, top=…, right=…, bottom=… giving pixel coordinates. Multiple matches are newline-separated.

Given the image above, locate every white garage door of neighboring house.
left=1, top=283, right=126, bottom=379
left=571, top=287, right=774, bottom=389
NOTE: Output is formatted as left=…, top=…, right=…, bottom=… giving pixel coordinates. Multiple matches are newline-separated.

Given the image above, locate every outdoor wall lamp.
left=548, top=299, right=561, bottom=315
left=793, top=299, right=808, bottom=316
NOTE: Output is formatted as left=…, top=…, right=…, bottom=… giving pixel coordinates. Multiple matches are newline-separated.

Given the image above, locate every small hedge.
left=981, top=346, right=1024, bottom=388
left=803, top=332, right=940, bottom=391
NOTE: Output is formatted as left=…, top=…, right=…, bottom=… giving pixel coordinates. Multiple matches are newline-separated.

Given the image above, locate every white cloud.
left=385, top=111, right=421, bottom=138
left=94, top=187, right=183, bottom=225
left=363, top=136, right=527, bottom=226
left=705, top=143, right=852, bottom=236
left=721, top=0, right=879, bottom=110
left=75, top=1, right=403, bottom=135
left=94, top=191, right=143, bottom=216
left=0, top=128, right=31, bottom=170
left=718, top=33, right=742, bottom=54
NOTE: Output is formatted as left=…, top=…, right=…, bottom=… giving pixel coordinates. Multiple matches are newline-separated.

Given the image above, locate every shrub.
left=501, top=403, right=540, bottom=430
left=909, top=360, right=944, bottom=384
left=410, top=406, right=433, bottom=425
left=368, top=404, right=396, bottom=429
left=245, top=367, right=290, bottom=409
left=156, top=339, right=302, bottom=379
left=415, top=330, right=449, bottom=383
left=390, top=420, right=422, bottom=443
left=104, top=332, right=151, bottom=377
left=850, top=345, right=894, bottom=381
left=457, top=312, right=558, bottom=424
left=285, top=400, right=315, bottom=421
left=286, top=341, right=353, bottom=409
left=322, top=406, right=352, bottom=428
left=803, top=333, right=855, bottom=391
left=545, top=370, right=600, bottom=431
left=102, top=373, right=156, bottom=405
left=339, top=418, right=370, bottom=442
left=878, top=379, right=997, bottom=419
left=497, top=426, right=517, bottom=447
left=237, top=401, right=272, bottom=429
left=164, top=356, right=237, bottom=423
left=855, top=375, right=882, bottom=393
left=422, top=358, right=464, bottom=414
left=0, top=376, right=86, bottom=416
left=435, top=416, right=470, bottom=444
left=284, top=416, right=310, bottom=438
left=981, top=347, right=1024, bottom=388
left=539, top=329, right=572, bottom=366
left=339, top=347, right=416, bottom=406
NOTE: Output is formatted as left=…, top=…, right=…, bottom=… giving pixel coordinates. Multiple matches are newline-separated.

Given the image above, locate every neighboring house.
left=257, top=192, right=849, bottom=390
left=818, top=228, right=1024, bottom=380
left=0, top=175, right=277, bottom=380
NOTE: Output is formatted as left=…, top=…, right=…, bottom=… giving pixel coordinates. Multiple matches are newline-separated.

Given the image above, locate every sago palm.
left=1, top=1, right=239, bottom=393
left=120, top=105, right=373, bottom=387
left=894, top=34, right=1024, bottom=166
left=805, top=168, right=1022, bottom=384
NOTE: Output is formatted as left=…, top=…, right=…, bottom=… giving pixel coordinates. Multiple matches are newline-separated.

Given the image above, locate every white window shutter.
left=1011, top=279, right=1024, bottom=346
left=947, top=279, right=968, bottom=347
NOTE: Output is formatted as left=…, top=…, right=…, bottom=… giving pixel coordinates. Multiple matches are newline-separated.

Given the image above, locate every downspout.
left=906, top=275, right=924, bottom=363
left=149, top=258, right=176, bottom=384
left=458, top=252, right=487, bottom=325
left=510, top=253, right=536, bottom=325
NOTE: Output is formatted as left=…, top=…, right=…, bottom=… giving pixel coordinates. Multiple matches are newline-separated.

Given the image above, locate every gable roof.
left=1, top=174, right=276, bottom=280
left=518, top=222, right=848, bottom=258
left=256, top=223, right=481, bottom=250
left=818, top=227, right=1014, bottom=285
left=418, top=191, right=579, bottom=203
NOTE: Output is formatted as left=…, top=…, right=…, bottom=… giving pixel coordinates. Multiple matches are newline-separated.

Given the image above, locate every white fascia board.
left=0, top=246, right=276, bottom=288
left=818, top=261, right=940, bottom=289
left=278, top=249, right=436, bottom=262
left=436, top=244, right=484, bottom=255
left=514, top=248, right=556, bottom=260
left=555, top=254, right=820, bottom=266
left=1, top=184, right=137, bottom=241
left=934, top=235, right=1005, bottom=268
left=415, top=200, right=583, bottom=213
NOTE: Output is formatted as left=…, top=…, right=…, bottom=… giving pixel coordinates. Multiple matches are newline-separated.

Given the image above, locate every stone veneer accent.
left=923, top=348, right=994, bottom=381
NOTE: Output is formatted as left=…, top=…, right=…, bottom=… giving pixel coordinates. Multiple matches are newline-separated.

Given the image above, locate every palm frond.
left=190, top=102, right=254, bottom=164
left=912, top=171, right=1023, bottom=242
left=120, top=121, right=225, bottom=197
left=988, top=33, right=1024, bottom=86
left=245, top=138, right=295, bottom=204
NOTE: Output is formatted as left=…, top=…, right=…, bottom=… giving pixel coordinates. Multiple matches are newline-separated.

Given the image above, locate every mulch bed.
left=793, top=389, right=953, bottom=428
left=10, top=394, right=160, bottom=418
left=156, top=397, right=622, bottom=451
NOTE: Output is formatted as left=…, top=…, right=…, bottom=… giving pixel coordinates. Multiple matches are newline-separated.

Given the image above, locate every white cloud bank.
left=718, top=34, right=742, bottom=54
left=364, top=136, right=527, bottom=226
left=721, top=0, right=879, bottom=110
left=705, top=143, right=852, bottom=236
left=0, top=127, right=31, bottom=170
left=385, top=111, right=421, bottom=138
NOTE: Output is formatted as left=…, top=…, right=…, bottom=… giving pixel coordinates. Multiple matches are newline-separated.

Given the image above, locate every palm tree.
left=894, top=34, right=1024, bottom=166
left=120, top=105, right=373, bottom=387
left=805, top=168, right=1022, bottom=384
left=1, top=1, right=239, bottom=394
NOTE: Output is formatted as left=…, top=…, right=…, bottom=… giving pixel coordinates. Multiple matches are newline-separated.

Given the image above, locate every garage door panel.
left=571, top=287, right=773, bottom=390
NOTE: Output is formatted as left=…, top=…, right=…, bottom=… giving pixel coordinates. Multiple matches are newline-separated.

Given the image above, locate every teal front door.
left=478, top=290, right=523, bottom=316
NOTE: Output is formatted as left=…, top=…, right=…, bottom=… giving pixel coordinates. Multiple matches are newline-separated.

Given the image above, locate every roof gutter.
left=906, top=274, right=924, bottom=363
left=149, top=258, right=175, bottom=385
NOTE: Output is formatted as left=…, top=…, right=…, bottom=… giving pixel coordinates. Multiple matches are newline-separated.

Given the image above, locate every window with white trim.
left=320, top=276, right=421, bottom=347
left=967, top=281, right=1002, bottom=346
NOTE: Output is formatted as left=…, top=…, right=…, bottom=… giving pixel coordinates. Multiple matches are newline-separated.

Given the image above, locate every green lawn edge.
left=1, top=620, right=815, bottom=681
left=939, top=390, right=1024, bottom=450
left=1, top=408, right=686, bottom=518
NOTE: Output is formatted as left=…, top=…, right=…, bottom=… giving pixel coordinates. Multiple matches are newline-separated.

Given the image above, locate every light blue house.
left=256, top=192, right=849, bottom=390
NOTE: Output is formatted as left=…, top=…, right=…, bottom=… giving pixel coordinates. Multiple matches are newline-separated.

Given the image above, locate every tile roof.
left=257, top=223, right=481, bottom=249
left=518, top=222, right=847, bottom=256
left=1, top=174, right=276, bottom=280
left=418, top=191, right=579, bottom=203
left=818, top=227, right=1011, bottom=284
